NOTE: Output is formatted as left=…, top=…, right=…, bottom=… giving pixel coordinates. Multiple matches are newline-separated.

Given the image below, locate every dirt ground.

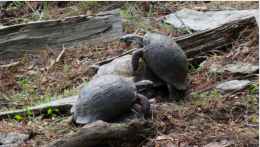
left=0, top=1, right=259, bottom=147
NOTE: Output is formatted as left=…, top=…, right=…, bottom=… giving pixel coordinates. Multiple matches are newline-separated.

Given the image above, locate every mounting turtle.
left=120, top=32, right=188, bottom=101
left=69, top=74, right=153, bottom=124
left=90, top=55, right=165, bottom=87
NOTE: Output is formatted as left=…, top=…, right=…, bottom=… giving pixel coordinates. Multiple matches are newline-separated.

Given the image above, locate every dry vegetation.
left=0, top=1, right=259, bottom=147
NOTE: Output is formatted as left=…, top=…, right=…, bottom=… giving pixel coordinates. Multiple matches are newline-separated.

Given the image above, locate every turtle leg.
left=135, top=94, right=150, bottom=116
left=167, top=84, right=179, bottom=101
left=132, top=49, right=144, bottom=71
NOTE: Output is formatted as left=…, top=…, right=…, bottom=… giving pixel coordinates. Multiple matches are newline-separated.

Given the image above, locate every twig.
left=13, top=1, right=36, bottom=21
left=234, top=25, right=248, bottom=48
left=49, top=116, right=70, bottom=127
left=56, top=45, right=66, bottom=62
left=39, top=12, right=44, bottom=21
left=24, top=1, right=40, bottom=17
left=131, top=109, right=146, bottom=121
left=0, top=61, right=20, bottom=68
left=155, top=1, right=192, bottom=34
left=134, top=28, right=139, bottom=34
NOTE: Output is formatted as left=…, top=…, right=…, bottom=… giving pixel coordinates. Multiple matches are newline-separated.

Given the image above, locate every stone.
left=164, top=8, right=259, bottom=31
left=215, top=80, right=251, bottom=93
left=0, top=132, right=28, bottom=146
left=209, top=61, right=259, bottom=74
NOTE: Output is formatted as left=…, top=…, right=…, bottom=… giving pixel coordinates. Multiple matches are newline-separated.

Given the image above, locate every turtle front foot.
left=167, top=84, right=180, bottom=102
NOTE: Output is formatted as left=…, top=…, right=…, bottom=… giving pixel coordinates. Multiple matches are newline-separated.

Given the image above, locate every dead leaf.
left=27, top=64, right=34, bottom=70
left=155, top=135, right=173, bottom=142
left=204, top=58, right=214, bottom=69
left=27, top=70, right=37, bottom=76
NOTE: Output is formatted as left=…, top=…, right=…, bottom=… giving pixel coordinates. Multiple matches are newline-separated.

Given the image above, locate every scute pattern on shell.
left=72, top=75, right=137, bottom=124
left=96, top=55, right=165, bottom=87
left=142, top=32, right=188, bottom=90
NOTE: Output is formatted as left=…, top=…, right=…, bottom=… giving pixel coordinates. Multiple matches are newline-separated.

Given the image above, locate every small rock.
left=209, top=61, right=259, bottom=74
left=215, top=80, right=251, bottom=93
left=0, top=132, right=28, bottom=146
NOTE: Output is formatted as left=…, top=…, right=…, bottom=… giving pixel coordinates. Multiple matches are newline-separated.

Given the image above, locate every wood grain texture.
left=0, top=96, right=78, bottom=119
left=43, top=120, right=155, bottom=147
left=96, top=16, right=257, bottom=65
left=0, top=9, right=122, bottom=62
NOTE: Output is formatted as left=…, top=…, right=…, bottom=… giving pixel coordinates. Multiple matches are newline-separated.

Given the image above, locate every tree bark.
left=43, top=120, right=155, bottom=147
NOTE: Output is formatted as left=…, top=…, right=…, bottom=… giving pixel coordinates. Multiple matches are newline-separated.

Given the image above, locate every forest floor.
left=0, top=1, right=259, bottom=147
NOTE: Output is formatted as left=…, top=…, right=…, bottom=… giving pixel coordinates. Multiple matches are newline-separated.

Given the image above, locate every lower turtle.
left=69, top=74, right=153, bottom=124
left=90, top=55, right=165, bottom=87
left=120, top=32, right=188, bottom=101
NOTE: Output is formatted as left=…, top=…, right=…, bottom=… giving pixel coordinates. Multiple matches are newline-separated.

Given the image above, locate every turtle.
left=90, top=55, right=165, bottom=87
left=120, top=32, right=188, bottom=101
left=69, top=74, right=153, bottom=124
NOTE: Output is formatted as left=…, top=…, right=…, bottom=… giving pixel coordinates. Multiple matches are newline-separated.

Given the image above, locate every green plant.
left=180, top=99, right=185, bottom=105
left=21, top=51, right=28, bottom=63
left=193, top=93, right=200, bottom=98
left=139, top=20, right=148, bottom=26
left=79, top=3, right=87, bottom=8
left=15, top=115, right=24, bottom=120
left=199, top=60, right=206, bottom=69
left=43, top=11, right=50, bottom=20
left=250, top=84, right=259, bottom=103
left=43, top=2, right=48, bottom=10
left=47, top=109, right=56, bottom=117
left=47, top=93, right=52, bottom=102
left=89, top=1, right=98, bottom=6
left=23, top=106, right=33, bottom=116
left=188, top=63, right=197, bottom=73
left=106, top=56, right=110, bottom=60
left=159, top=22, right=171, bottom=30
left=8, top=114, right=15, bottom=124
left=211, top=89, right=218, bottom=97
left=74, top=7, right=78, bottom=16
left=148, top=5, right=153, bottom=17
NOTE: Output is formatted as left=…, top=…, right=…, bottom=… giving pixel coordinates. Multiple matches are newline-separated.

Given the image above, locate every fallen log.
left=0, top=96, right=78, bottom=119
left=43, top=120, right=155, bottom=147
left=96, top=16, right=257, bottom=65
left=0, top=9, right=122, bottom=62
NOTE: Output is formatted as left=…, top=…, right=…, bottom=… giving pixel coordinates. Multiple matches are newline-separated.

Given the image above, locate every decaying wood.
left=0, top=95, right=78, bottom=119
left=0, top=9, right=122, bottom=62
left=44, top=120, right=155, bottom=147
left=97, top=16, right=257, bottom=66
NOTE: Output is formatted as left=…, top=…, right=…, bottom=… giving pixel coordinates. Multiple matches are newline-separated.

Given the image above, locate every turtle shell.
left=71, top=75, right=137, bottom=124
left=97, top=55, right=164, bottom=87
left=142, top=32, right=188, bottom=90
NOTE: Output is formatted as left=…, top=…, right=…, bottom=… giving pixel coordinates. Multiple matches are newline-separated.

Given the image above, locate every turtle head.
left=89, top=65, right=100, bottom=74
left=134, top=80, right=153, bottom=92
left=120, top=34, right=144, bottom=48
left=120, top=34, right=133, bottom=47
